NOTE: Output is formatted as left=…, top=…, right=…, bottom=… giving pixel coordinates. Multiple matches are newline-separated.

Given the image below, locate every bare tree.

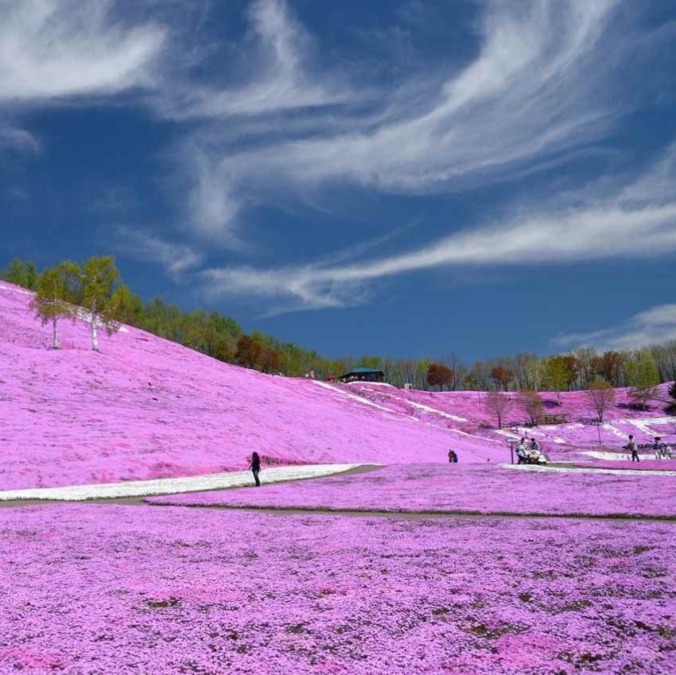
left=442, top=353, right=466, bottom=390
left=518, top=390, right=544, bottom=425
left=587, top=379, right=616, bottom=423
left=486, top=391, right=512, bottom=429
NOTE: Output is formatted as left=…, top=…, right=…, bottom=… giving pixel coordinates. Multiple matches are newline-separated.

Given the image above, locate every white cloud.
left=553, top=304, right=676, bottom=351
left=182, top=148, right=243, bottom=242
left=0, top=0, right=165, bottom=103
left=158, top=0, right=346, bottom=121
left=2, top=0, right=674, bottom=304
left=183, top=0, right=624, bottom=241
left=201, top=145, right=676, bottom=312
left=0, top=125, right=40, bottom=153
left=111, top=227, right=203, bottom=277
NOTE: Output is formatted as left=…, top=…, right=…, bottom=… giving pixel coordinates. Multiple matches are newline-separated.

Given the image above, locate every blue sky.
left=1, top=0, right=675, bottom=360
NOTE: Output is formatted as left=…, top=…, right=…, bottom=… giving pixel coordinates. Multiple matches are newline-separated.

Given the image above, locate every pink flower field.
left=1, top=281, right=674, bottom=489
left=1, top=504, right=674, bottom=674
left=2, top=282, right=676, bottom=673
left=0, top=283, right=493, bottom=490
left=146, top=463, right=676, bottom=519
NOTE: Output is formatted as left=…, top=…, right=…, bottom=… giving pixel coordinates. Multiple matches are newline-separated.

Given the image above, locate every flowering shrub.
left=0, top=504, right=673, bottom=674
left=147, top=463, right=676, bottom=519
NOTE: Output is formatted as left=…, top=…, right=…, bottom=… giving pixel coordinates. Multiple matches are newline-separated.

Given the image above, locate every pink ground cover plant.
left=2, top=282, right=674, bottom=490
left=0, top=284, right=499, bottom=490
left=146, top=463, right=676, bottom=519
left=1, top=504, right=674, bottom=674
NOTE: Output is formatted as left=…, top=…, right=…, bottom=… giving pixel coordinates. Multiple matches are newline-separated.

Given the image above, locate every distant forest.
left=3, top=257, right=676, bottom=393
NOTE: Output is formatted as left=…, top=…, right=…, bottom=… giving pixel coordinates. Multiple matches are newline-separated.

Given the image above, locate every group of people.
left=516, top=437, right=546, bottom=465
left=447, top=449, right=459, bottom=463
left=653, top=437, right=674, bottom=460
left=625, top=435, right=674, bottom=462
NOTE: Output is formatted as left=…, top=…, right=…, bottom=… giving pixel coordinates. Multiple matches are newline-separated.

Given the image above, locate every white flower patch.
left=313, top=381, right=394, bottom=412
left=406, top=401, right=468, bottom=422
left=0, top=284, right=33, bottom=296
left=501, top=463, right=676, bottom=477
left=0, top=464, right=365, bottom=502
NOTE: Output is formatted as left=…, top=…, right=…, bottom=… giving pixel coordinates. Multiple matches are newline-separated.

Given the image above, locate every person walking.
left=626, top=435, right=640, bottom=462
left=653, top=436, right=664, bottom=460
left=250, top=451, right=262, bottom=486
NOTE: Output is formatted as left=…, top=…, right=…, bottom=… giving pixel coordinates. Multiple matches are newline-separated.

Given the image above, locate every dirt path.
left=140, top=503, right=676, bottom=523
left=2, top=463, right=673, bottom=523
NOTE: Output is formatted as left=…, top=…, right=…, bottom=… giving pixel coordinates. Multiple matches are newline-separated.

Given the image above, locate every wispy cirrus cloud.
left=0, top=126, right=40, bottom=154
left=553, top=304, right=676, bottom=351
left=0, top=0, right=166, bottom=104
left=182, top=0, right=626, bottom=240
left=0, top=0, right=165, bottom=166
left=110, top=227, right=203, bottom=277
left=158, top=0, right=346, bottom=121
left=3, top=0, right=675, bottom=318
left=201, top=145, right=676, bottom=312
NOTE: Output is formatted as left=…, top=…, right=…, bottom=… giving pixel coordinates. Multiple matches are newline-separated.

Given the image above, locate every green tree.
left=416, top=359, right=431, bottom=389
left=627, top=350, right=660, bottom=409
left=2, top=258, right=38, bottom=290
left=110, top=283, right=143, bottom=326
left=544, top=356, right=577, bottom=404
left=77, top=256, right=123, bottom=351
left=30, top=262, right=78, bottom=349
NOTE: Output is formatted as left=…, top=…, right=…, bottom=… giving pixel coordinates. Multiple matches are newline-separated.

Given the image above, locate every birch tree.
left=79, top=256, right=122, bottom=352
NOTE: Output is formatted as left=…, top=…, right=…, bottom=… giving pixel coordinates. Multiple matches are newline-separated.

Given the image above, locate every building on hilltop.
left=338, top=367, right=385, bottom=383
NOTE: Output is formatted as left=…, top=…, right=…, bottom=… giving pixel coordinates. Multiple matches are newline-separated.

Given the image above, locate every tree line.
left=3, top=256, right=676, bottom=395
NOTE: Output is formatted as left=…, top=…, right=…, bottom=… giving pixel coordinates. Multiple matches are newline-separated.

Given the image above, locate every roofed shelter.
left=339, top=367, right=385, bottom=383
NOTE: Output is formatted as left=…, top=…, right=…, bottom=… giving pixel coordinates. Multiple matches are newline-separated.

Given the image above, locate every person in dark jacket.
left=250, top=452, right=261, bottom=486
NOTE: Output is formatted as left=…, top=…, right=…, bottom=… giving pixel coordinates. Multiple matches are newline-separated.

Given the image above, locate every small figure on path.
left=516, top=437, right=528, bottom=464
left=250, top=451, right=262, bottom=486
left=653, top=436, right=664, bottom=460
left=448, top=449, right=458, bottom=463
left=626, top=435, right=639, bottom=462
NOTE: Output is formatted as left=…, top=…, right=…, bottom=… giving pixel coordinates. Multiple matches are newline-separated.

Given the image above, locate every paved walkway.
left=0, top=464, right=366, bottom=502
left=503, top=463, right=676, bottom=476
